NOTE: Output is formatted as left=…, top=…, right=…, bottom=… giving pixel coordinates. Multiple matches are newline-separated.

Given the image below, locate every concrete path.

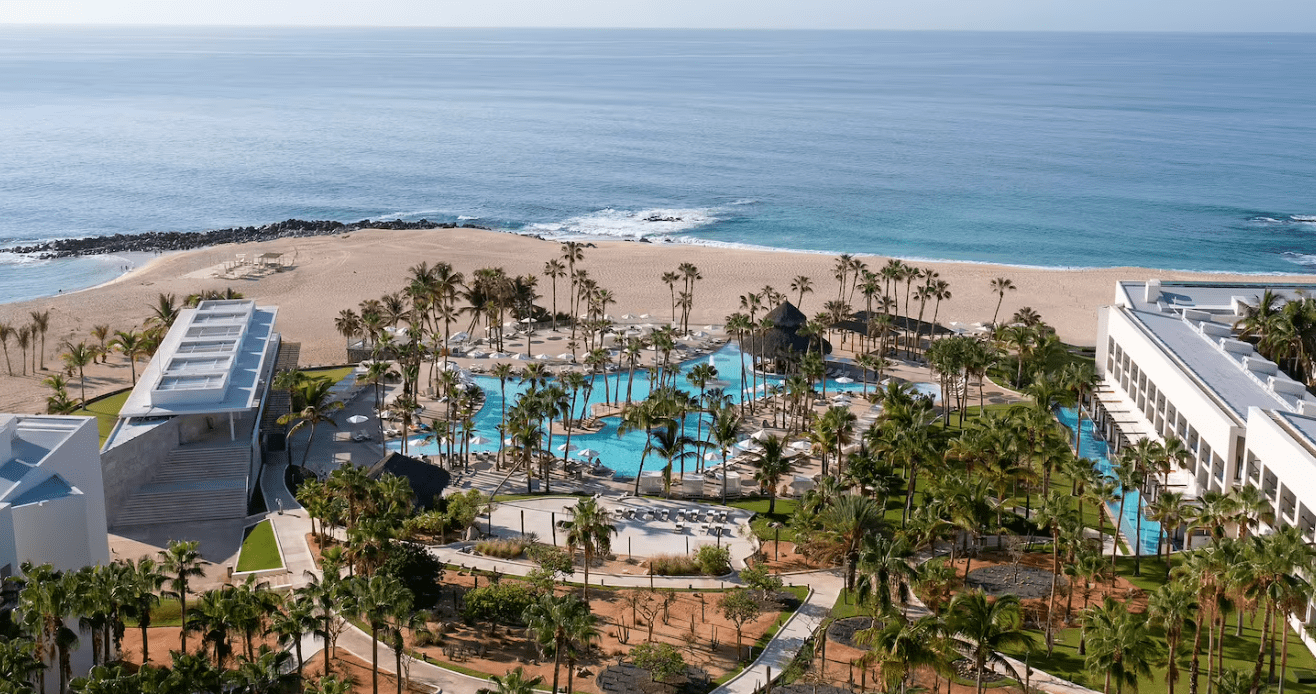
left=710, top=570, right=844, bottom=694
left=254, top=455, right=319, bottom=587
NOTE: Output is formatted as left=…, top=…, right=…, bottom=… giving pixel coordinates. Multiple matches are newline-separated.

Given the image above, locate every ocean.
left=1, top=27, right=1315, bottom=304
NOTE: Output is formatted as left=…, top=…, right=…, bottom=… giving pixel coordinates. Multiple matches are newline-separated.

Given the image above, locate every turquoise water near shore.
left=2, top=28, right=1315, bottom=303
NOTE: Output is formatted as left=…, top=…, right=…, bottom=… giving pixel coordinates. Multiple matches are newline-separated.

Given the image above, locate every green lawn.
left=69, top=388, right=131, bottom=446
left=235, top=520, right=283, bottom=572
left=727, top=498, right=798, bottom=543
left=998, top=555, right=1316, bottom=694
left=124, top=596, right=183, bottom=628
left=303, top=365, right=355, bottom=385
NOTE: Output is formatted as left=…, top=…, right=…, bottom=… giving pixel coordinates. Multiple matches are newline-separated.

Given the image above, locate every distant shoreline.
left=0, top=218, right=492, bottom=260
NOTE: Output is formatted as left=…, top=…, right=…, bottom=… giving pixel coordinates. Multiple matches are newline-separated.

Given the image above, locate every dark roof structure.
left=741, top=301, right=831, bottom=360
left=368, top=452, right=451, bottom=510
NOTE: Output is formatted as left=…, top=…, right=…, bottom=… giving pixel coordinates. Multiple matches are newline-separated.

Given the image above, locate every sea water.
left=2, top=27, right=1315, bottom=303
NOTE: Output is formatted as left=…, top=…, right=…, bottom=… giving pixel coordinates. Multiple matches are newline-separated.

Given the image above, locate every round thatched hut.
left=741, top=301, right=831, bottom=371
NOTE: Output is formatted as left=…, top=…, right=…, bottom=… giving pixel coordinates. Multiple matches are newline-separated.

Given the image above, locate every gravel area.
left=825, top=616, right=876, bottom=648
left=965, top=564, right=1064, bottom=600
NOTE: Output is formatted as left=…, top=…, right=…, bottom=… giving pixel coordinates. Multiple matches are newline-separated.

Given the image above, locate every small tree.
left=463, top=582, right=534, bottom=637
left=696, top=544, right=731, bottom=575
left=740, top=563, right=784, bottom=602
left=719, top=589, right=762, bottom=662
left=630, top=641, right=686, bottom=690
left=633, top=591, right=662, bottom=641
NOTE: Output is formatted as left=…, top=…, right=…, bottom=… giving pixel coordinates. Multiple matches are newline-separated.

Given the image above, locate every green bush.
left=645, top=554, right=701, bottom=576
left=697, top=545, right=732, bottom=575
left=473, top=537, right=531, bottom=559
left=379, top=541, right=445, bottom=608
left=462, top=581, right=535, bottom=633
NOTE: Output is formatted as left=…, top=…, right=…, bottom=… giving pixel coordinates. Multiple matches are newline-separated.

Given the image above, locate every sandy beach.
left=1, top=227, right=1312, bottom=414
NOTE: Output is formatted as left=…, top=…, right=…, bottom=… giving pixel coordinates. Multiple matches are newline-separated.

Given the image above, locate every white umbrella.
left=836, top=376, right=855, bottom=384
left=347, top=415, right=369, bottom=425
left=705, top=325, right=715, bottom=331
left=576, top=448, right=600, bottom=458
left=469, top=350, right=487, bottom=358
left=639, top=313, right=651, bottom=319
left=622, top=313, right=637, bottom=320
left=490, top=352, right=508, bottom=359
left=736, top=439, right=759, bottom=450
left=521, top=316, right=535, bottom=323
left=449, top=331, right=470, bottom=342
left=536, top=354, right=551, bottom=361
left=557, top=353, right=575, bottom=361
left=504, top=437, right=516, bottom=445
left=511, top=353, right=528, bottom=360
left=557, top=443, right=578, bottom=452
left=693, top=331, right=708, bottom=338
left=704, top=451, right=722, bottom=461
left=468, top=435, right=491, bottom=445
left=751, top=429, right=770, bottom=441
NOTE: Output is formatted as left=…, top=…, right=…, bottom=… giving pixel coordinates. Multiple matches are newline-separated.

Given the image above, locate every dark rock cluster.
left=965, top=564, right=1064, bottom=600
left=2, top=218, right=492, bottom=259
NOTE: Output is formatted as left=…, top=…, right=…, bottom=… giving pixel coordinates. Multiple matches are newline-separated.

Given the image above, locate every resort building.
left=0, top=414, right=109, bottom=577
left=1094, top=280, right=1316, bottom=643
left=99, top=300, right=282, bottom=529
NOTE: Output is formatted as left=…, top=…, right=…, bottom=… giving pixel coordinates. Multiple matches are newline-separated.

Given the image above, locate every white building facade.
left=0, top=414, right=109, bottom=577
left=1094, top=280, right=1316, bottom=645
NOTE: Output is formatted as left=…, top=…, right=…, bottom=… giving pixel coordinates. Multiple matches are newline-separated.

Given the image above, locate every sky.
left=1, top=0, right=1313, bottom=32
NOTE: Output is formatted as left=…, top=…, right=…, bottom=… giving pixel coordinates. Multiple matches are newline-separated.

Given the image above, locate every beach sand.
left=1, top=227, right=1311, bottom=414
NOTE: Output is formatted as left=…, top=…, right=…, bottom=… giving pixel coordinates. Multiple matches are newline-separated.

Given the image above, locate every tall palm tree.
left=147, top=293, right=180, bottom=331
left=947, top=590, right=1034, bottom=694
left=109, top=330, right=147, bottom=385
left=271, top=594, right=318, bottom=682
left=523, top=594, right=595, bottom=694
left=1149, top=582, right=1198, bottom=694
left=709, top=405, right=742, bottom=503
left=855, top=533, right=920, bottom=618
left=645, top=420, right=697, bottom=495
left=16, top=325, right=31, bottom=376
left=543, top=259, right=566, bottom=329
left=821, top=494, right=886, bottom=590
left=1146, top=490, right=1187, bottom=577
left=750, top=434, right=793, bottom=514
left=159, top=540, right=206, bottom=656
left=791, top=275, right=814, bottom=310
left=1034, top=491, right=1077, bottom=653
left=124, top=557, right=167, bottom=667
left=990, top=277, right=1016, bottom=326
left=278, top=379, right=345, bottom=468
left=348, top=574, right=411, bottom=694
left=60, top=341, right=97, bottom=403
left=564, top=497, right=617, bottom=599
left=1084, top=597, right=1164, bottom=694
left=28, top=310, right=50, bottom=371
left=0, top=322, right=13, bottom=375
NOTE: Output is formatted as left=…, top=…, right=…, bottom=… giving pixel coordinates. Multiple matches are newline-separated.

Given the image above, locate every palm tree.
left=709, top=405, right=741, bottom=503
left=159, top=540, right=206, bottom=656
left=821, top=494, right=886, bottom=590
left=523, top=594, right=595, bottom=694
left=348, top=574, right=411, bottom=694
left=278, top=378, right=345, bottom=468
left=147, top=293, right=180, bottom=330
left=564, top=497, right=617, bottom=599
left=109, top=330, right=146, bottom=385
left=123, top=557, right=167, bottom=667
left=543, top=258, right=566, bottom=329
left=28, top=309, right=50, bottom=371
left=271, top=594, right=318, bottom=681
left=16, top=325, right=31, bottom=376
left=791, top=275, right=814, bottom=311
left=645, top=420, right=697, bottom=496
left=489, top=667, right=543, bottom=694
left=1146, top=490, right=1187, bottom=577
left=1084, top=597, right=1164, bottom=694
left=855, top=533, right=920, bottom=618
left=60, top=341, right=96, bottom=403
left=990, top=277, right=1016, bottom=326
left=1149, top=582, right=1198, bottom=694
left=750, top=434, right=792, bottom=514
left=0, top=322, right=13, bottom=375
left=947, top=590, right=1033, bottom=694
left=1034, top=491, right=1076, bottom=653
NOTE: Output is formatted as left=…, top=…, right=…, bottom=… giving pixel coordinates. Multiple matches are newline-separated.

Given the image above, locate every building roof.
left=1117, top=296, right=1316, bottom=425
left=1117, top=280, right=1316, bottom=318
left=0, top=415, right=92, bottom=505
left=120, top=300, right=279, bottom=417
left=367, top=452, right=451, bottom=510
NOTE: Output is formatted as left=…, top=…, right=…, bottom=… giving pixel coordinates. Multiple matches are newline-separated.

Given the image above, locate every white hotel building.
left=1095, top=280, right=1316, bottom=641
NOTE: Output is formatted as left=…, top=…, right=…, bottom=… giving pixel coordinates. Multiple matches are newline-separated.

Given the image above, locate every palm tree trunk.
left=552, top=636, right=563, bottom=694
left=371, top=625, right=380, bottom=694
left=1279, top=612, right=1293, bottom=694
left=1134, top=494, right=1144, bottom=576
left=1189, top=606, right=1203, bottom=694
left=1249, top=601, right=1273, bottom=694
left=582, top=548, right=592, bottom=600
left=1113, top=495, right=1126, bottom=571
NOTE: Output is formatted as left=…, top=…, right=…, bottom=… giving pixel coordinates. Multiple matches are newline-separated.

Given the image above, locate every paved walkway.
left=711, top=570, right=844, bottom=694
left=255, top=454, right=319, bottom=586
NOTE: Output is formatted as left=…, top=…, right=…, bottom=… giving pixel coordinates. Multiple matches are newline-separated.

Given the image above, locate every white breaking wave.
left=457, top=215, right=481, bottom=221
left=1292, top=215, right=1316, bottom=223
left=375, top=209, right=448, bottom=219
left=1281, top=252, right=1316, bottom=267
left=522, top=207, right=719, bottom=240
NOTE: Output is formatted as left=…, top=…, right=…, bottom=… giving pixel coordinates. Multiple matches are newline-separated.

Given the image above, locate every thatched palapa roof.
left=742, top=301, right=831, bottom=360
left=368, top=452, right=451, bottom=510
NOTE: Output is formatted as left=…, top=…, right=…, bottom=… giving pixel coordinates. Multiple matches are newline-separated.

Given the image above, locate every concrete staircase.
left=112, top=445, right=251, bottom=528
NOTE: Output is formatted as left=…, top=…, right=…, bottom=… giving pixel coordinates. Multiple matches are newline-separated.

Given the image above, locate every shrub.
left=379, top=541, right=445, bottom=608
left=696, top=544, right=731, bottom=575
left=630, top=641, right=686, bottom=684
left=463, top=581, right=535, bottom=633
left=645, top=554, right=701, bottom=576
left=474, top=537, right=531, bottom=559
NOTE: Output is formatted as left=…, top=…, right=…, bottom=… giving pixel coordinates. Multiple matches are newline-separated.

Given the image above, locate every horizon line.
left=2, top=23, right=1314, bottom=35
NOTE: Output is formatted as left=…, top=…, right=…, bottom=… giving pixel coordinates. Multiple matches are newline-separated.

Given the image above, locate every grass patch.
left=727, top=498, right=798, bottom=543
left=1000, top=555, right=1316, bottom=694
left=302, top=365, right=355, bottom=385
left=70, top=388, right=131, bottom=446
left=713, top=585, right=811, bottom=685
left=124, top=597, right=183, bottom=628
left=235, top=520, right=283, bottom=572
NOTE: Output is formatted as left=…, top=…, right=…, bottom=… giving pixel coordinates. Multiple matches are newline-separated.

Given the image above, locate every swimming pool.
left=389, top=343, right=865, bottom=478
left=1055, top=407, right=1162, bottom=556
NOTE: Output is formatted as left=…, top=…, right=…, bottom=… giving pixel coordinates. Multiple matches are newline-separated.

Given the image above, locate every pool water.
left=389, top=343, right=865, bottom=478
left=1055, top=407, right=1163, bottom=556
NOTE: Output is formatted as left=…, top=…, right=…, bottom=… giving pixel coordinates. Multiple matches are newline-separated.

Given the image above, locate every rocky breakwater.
left=2, top=218, right=491, bottom=259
